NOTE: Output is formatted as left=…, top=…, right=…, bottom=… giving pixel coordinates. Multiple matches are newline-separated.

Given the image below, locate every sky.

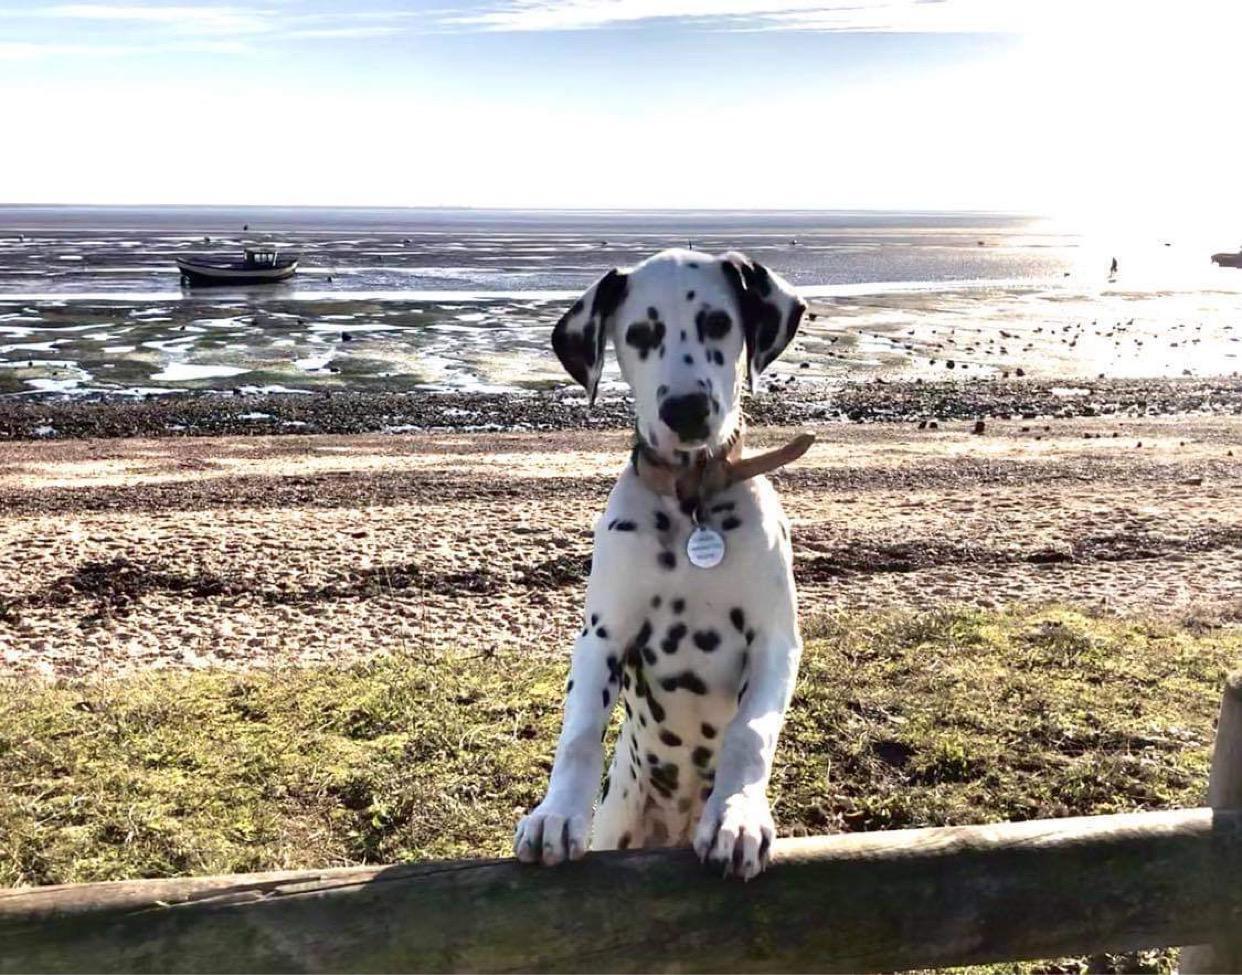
left=1, top=0, right=1240, bottom=228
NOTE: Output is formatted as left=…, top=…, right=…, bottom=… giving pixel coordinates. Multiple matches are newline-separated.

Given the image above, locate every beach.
left=3, top=410, right=1239, bottom=679
left=2, top=208, right=1241, bottom=679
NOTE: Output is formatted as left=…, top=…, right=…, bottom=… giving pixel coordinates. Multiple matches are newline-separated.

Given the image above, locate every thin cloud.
left=2, top=3, right=424, bottom=57
left=43, top=3, right=272, bottom=35
left=441, top=0, right=1117, bottom=33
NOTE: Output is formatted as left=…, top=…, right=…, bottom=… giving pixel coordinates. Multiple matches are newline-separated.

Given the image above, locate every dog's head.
left=552, top=249, right=805, bottom=452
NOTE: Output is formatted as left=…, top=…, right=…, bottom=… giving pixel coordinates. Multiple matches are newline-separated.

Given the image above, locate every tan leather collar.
left=631, top=424, right=815, bottom=511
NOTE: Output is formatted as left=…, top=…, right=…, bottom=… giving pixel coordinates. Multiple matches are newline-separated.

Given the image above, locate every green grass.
left=1, top=605, right=1238, bottom=971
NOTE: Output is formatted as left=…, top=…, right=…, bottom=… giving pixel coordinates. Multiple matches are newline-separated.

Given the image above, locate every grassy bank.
left=2, top=604, right=1237, bottom=893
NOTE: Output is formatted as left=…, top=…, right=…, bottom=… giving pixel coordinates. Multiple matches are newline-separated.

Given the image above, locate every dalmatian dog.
left=514, top=248, right=808, bottom=880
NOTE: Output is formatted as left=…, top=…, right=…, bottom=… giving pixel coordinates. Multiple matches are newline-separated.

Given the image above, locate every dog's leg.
left=514, top=629, right=617, bottom=865
left=693, top=621, right=801, bottom=881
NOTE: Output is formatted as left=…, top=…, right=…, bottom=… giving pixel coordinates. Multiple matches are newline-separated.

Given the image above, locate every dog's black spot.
left=597, top=626, right=610, bottom=639
left=679, top=497, right=698, bottom=516
left=658, top=550, right=676, bottom=570
left=654, top=511, right=671, bottom=532
left=660, top=729, right=682, bottom=747
left=651, top=595, right=662, bottom=609
left=680, top=329, right=687, bottom=341
left=688, top=261, right=699, bottom=269
left=683, top=353, right=693, bottom=365
left=622, top=672, right=632, bottom=689
left=745, top=628, right=755, bottom=645
left=648, top=694, right=666, bottom=722
left=701, top=722, right=717, bottom=739
left=729, top=608, right=746, bottom=633
left=624, top=700, right=633, bottom=717
left=619, top=831, right=632, bottom=849
left=700, top=785, right=713, bottom=800
left=650, top=761, right=680, bottom=794
left=581, top=627, right=588, bottom=637
left=693, top=630, right=720, bottom=652
left=740, top=650, right=749, bottom=673
left=660, top=671, right=708, bottom=695
left=647, top=752, right=660, bottom=765
left=639, top=713, right=648, bottom=727
left=721, top=516, right=741, bottom=531
left=672, top=598, right=685, bottom=614
left=642, top=645, right=657, bottom=666
left=661, top=622, right=687, bottom=654
left=711, top=348, right=725, bottom=367
left=711, top=501, right=735, bottom=513
left=737, top=680, right=749, bottom=702
left=611, top=520, right=636, bottom=532
left=634, top=620, right=652, bottom=647
left=647, top=306, right=660, bottom=321
left=590, top=613, right=599, bottom=625
left=657, top=384, right=669, bottom=399
left=602, top=688, right=611, bottom=707
left=625, top=320, right=665, bottom=361
left=567, top=679, right=574, bottom=692
left=692, top=746, right=713, bottom=768
left=606, top=653, right=620, bottom=680
left=601, top=774, right=611, bottom=801
left=780, top=521, right=789, bottom=541
left=631, top=765, right=638, bottom=779
left=686, top=290, right=695, bottom=300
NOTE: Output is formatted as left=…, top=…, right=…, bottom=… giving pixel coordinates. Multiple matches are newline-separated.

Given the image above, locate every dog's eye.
left=696, top=309, right=732, bottom=342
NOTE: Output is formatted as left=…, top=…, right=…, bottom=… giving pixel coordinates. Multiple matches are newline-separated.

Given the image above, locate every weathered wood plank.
left=1180, top=672, right=1242, bottom=975
left=3, top=807, right=1242, bottom=974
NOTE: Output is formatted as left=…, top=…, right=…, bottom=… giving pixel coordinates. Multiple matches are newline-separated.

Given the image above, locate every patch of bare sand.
left=1, top=416, right=1239, bottom=679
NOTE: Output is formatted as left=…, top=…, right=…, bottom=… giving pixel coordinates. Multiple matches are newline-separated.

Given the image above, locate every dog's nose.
left=659, top=393, right=711, bottom=441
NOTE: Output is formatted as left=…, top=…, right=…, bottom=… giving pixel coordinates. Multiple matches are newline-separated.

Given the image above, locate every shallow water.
left=0, top=206, right=1239, bottom=397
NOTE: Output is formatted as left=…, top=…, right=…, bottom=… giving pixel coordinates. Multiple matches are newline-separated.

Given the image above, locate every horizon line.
left=0, top=202, right=1039, bottom=217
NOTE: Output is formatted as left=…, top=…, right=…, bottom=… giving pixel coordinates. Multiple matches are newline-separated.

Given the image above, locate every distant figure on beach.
left=243, top=223, right=249, bottom=231
left=1110, top=257, right=1118, bottom=275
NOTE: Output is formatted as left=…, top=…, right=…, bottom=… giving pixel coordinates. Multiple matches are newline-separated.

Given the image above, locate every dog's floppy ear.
left=551, top=268, right=629, bottom=406
left=721, top=252, right=806, bottom=393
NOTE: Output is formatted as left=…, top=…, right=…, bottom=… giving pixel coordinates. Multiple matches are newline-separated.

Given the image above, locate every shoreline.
left=2, top=375, right=1242, bottom=441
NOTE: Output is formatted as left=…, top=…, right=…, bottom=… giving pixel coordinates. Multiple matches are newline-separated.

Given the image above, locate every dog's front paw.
left=693, top=791, right=775, bottom=881
left=514, top=801, right=593, bottom=866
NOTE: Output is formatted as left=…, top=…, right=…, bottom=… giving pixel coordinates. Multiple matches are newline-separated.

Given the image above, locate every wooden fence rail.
left=2, top=673, right=1239, bottom=975
left=2, top=807, right=1241, bottom=974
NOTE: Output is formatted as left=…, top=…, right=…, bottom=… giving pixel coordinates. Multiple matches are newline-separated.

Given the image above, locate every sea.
left=0, top=206, right=1239, bottom=398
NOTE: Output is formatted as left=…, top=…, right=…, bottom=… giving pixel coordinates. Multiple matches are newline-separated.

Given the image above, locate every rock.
left=972, top=419, right=985, bottom=435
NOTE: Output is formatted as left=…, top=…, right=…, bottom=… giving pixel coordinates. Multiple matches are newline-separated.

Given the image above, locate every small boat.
left=1211, top=250, right=1242, bottom=268
left=177, top=246, right=298, bottom=286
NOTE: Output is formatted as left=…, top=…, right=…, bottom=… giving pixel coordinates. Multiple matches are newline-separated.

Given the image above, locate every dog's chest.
left=596, top=481, right=787, bottom=833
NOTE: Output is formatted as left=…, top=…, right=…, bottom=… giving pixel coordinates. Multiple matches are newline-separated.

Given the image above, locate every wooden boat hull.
left=1212, top=253, right=1242, bottom=268
left=176, top=258, right=298, bottom=286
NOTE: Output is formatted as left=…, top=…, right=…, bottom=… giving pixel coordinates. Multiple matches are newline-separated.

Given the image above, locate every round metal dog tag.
left=686, top=526, right=725, bottom=569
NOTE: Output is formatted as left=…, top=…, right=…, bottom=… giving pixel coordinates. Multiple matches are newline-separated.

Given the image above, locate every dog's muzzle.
left=659, top=393, right=711, bottom=443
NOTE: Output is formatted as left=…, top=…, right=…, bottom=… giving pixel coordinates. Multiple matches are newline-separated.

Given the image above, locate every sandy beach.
left=3, top=409, right=1239, bottom=679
